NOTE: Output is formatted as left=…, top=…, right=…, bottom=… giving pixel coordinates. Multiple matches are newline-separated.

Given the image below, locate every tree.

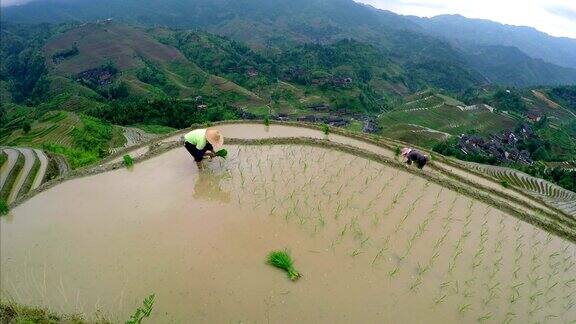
left=22, top=121, right=31, bottom=133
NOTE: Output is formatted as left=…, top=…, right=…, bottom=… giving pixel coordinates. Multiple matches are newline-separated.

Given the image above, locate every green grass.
left=42, top=143, right=100, bottom=169
left=346, top=120, right=363, bottom=133
left=0, top=301, right=97, bottom=323
left=123, top=154, right=134, bottom=168
left=133, top=124, right=177, bottom=135
left=0, top=199, right=8, bottom=216
left=0, top=151, right=7, bottom=168
left=267, top=250, right=301, bottom=281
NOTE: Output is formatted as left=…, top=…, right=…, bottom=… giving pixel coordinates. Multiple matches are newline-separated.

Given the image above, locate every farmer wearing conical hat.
left=184, top=128, right=224, bottom=169
left=401, top=147, right=428, bottom=169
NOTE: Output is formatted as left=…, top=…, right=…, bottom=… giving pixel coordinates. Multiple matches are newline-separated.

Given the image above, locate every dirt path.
left=8, top=148, right=36, bottom=204
left=0, top=148, right=19, bottom=189
left=31, top=149, right=48, bottom=190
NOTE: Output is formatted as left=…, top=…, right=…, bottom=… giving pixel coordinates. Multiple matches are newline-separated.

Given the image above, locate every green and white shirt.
left=184, top=129, right=207, bottom=149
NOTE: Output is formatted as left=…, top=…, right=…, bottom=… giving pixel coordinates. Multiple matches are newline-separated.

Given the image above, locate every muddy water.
left=157, top=123, right=556, bottom=215
left=2, top=145, right=575, bottom=323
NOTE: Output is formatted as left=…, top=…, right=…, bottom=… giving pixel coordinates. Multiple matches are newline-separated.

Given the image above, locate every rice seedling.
left=433, top=294, right=447, bottom=305
left=0, top=200, right=8, bottom=216
left=126, top=293, right=155, bottom=324
left=458, top=303, right=471, bottom=313
left=267, top=250, right=301, bottom=281
left=264, top=115, right=270, bottom=126
left=123, top=154, right=134, bottom=168
left=477, top=312, right=492, bottom=321
left=388, top=266, right=400, bottom=278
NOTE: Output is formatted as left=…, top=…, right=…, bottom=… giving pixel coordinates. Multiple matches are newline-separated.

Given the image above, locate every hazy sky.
left=358, top=0, right=576, bottom=38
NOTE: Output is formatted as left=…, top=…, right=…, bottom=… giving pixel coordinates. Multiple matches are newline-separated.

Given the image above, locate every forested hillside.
left=4, top=0, right=576, bottom=87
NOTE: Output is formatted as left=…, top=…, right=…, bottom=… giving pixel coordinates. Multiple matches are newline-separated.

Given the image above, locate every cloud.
left=546, top=6, right=576, bottom=22
left=358, top=0, right=576, bottom=38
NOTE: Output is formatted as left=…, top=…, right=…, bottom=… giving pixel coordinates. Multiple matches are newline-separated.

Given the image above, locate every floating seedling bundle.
left=267, top=250, right=301, bottom=281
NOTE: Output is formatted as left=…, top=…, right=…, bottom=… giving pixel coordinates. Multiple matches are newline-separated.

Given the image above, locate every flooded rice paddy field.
left=1, top=144, right=575, bottom=323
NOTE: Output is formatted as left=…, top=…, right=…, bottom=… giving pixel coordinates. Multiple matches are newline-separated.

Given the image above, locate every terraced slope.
left=0, top=148, right=18, bottom=189
left=3, top=111, right=81, bottom=148
left=379, top=93, right=516, bottom=146
left=7, top=148, right=36, bottom=204
left=466, top=162, right=576, bottom=217
left=31, top=149, right=48, bottom=190
left=110, top=127, right=158, bottom=154
left=1, top=147, right=53, bottom=204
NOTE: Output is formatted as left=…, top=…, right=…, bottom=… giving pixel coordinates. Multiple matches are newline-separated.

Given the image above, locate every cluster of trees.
left=0, top=24, right=55, bottom=104
left=87, top=97, right=239, bottom=129
left=548, top=85, right=576, bottom=112
left=51, top=44, right=79, bottom=61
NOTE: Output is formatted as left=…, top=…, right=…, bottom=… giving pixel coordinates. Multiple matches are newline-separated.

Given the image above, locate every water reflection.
left=193, top=169, right=231, bottom=204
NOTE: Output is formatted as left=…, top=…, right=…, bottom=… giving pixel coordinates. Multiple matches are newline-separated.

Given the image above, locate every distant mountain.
left=463, top=45, right=576, bottom=87
left=2, top=0, right=576, bottom=87
left=409, top=14, right=576, bottom=70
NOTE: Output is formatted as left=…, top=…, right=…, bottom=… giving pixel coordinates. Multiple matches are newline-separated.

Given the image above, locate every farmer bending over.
left=401, top=147, right=428, bottom=169
left=184, top=128, right=224, bottom=169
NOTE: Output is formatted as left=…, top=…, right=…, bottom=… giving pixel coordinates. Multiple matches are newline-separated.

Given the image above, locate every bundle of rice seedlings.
left=215, top=149, right=228, bottom=159
left=267, top=250, right=301, bottom=281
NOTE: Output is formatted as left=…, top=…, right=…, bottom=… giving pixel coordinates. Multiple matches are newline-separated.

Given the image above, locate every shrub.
left=267, top=250, right=301, bottom=281
left=321, top=123, right=330, bottom=135
left=22, top=121, right=31, bottom=133
left=0, top=200, right=8, bottom=216
left=123, top=155, right=134, bottom=168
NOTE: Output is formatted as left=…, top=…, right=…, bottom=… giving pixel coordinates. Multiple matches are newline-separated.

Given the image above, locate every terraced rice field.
left=379, top=103, right=516, bottom=140
left=3, top=111, right=80, bottom=148
left=2, top=123, right=575, bottom=323
left=467, top=162, right=576, bottom=217
left=1, top=147, right=50, bottom=204
left=109, top=127, right=157, bottom=154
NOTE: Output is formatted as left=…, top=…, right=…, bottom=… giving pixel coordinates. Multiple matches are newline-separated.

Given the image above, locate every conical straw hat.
left=401, top=147, right=411, bottom=157
left=206, top=128, right=224, bottom=149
